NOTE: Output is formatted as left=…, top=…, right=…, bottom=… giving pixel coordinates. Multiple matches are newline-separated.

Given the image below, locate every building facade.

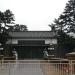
left=6, top=31, right=57, bottom=59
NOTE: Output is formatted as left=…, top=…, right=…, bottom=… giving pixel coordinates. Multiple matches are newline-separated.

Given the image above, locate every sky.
left=0, top=0, right=69, bottom=31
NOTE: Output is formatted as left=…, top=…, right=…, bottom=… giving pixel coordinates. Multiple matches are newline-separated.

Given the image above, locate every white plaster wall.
left=45, top=39, right=57, bottom=44
left=6, top=39, right=18, bottom=44
left=51, top=39, right=57, bottom=44
left=12, top=39, right=18, bottom=44
left=7, top=38, right=57, bottom=44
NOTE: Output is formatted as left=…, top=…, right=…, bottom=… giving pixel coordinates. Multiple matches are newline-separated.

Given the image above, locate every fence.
left=0, top=60, right=75, bottom=75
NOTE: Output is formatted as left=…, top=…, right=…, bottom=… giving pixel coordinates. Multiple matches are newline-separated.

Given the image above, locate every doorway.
left=15, top=46, right=44, bottom=59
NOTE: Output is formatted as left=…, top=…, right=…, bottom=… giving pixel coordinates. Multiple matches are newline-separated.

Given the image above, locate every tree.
left=0, top=9, right=15, bottom=44
left=49, top=0, right=75, bottom=58
left=51, top=0, right=75, bottom=33
left=56, top=30, right=75, bottom=57
left=8, top=24, right=28, bottom=31
left=49, top=24, right=56, bottom=31
left=1, top=10, right=14, bottom=26
left=0, top=10, right=15, bottom=57
left=19, top=25, right=28, bottom=31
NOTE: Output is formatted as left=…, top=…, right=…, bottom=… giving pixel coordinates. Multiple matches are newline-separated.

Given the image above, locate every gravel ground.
left=0, top=60, right=68, bottom=75
left=0, top=62, right=44, bottom=75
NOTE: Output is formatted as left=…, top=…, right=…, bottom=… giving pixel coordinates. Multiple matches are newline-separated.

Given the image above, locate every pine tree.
left=49, top=0, right=75, bottom=57
left=0, top=10, right=14, bottom=45
left=60, top=0, right=75, bottom=33
left=50, top=0, right=75, bottom=33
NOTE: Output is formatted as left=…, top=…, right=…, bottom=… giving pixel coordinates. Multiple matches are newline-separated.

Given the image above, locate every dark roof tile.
left=9, top=31, right=57, bottom=38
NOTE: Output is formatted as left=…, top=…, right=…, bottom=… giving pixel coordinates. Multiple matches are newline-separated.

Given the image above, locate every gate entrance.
left=8, top=31, right=57, bottom=59
left=16, top=46, right=44, bottom=59
left=13, top=40, right=49, bottom=59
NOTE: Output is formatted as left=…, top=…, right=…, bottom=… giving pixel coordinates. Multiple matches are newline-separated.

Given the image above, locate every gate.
left=0, top=60, right=75, bottom=75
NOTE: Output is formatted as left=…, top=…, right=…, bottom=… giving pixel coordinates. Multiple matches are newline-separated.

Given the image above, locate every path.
left=40, top=61, right=67, bottom=75
left=0, top=60, right=66, bottom=75
left=0, top=61, right=44, bottom=75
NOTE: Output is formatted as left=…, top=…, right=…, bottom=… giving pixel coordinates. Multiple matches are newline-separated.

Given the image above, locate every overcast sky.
left=0, top=0, right=69, bottom=31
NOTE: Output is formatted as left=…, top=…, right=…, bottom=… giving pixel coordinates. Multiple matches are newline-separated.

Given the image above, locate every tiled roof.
left=9, top=31, right=57, bottom=39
